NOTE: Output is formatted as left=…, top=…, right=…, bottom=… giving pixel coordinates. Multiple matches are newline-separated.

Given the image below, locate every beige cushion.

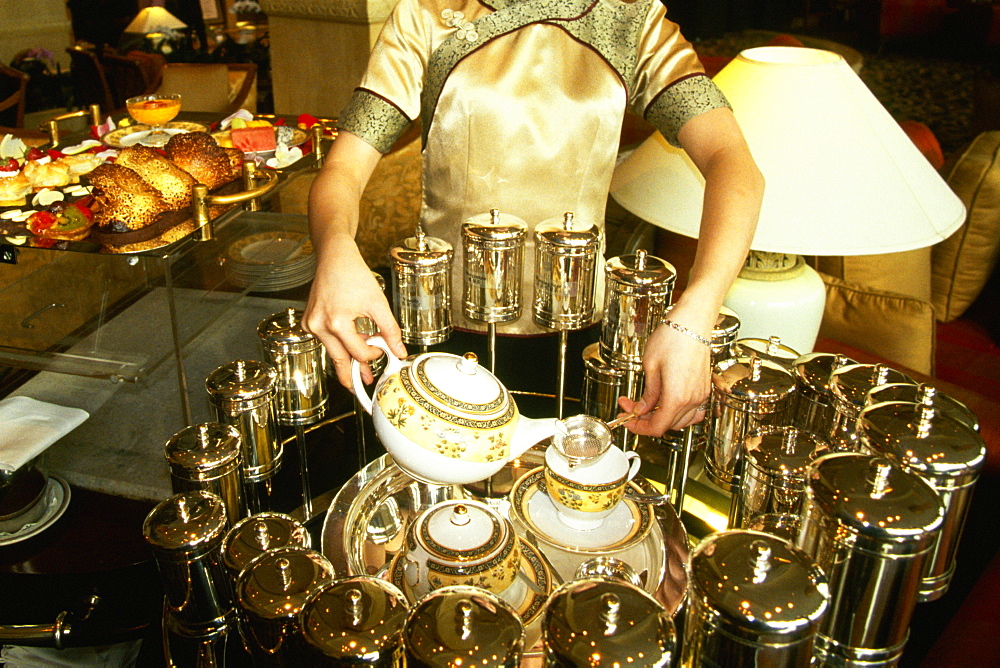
left=157, top=64, right=230, bottom=113
left=818, top=272, right=936, bottom=375
left=933, top=131, right=1000, bottom=321
left=814, top=247, right=931, bottom=302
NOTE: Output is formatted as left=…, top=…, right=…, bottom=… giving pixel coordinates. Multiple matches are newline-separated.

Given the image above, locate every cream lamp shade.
left=124, top=6, right=188, bottom=34
left=610, top=46, right=966, bottom=352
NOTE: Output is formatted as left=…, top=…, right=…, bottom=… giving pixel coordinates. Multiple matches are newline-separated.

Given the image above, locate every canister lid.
left=860, top=401, right=987, bottom=478
left=713, top=306, right=741, bottom=342
left=205, top=359, right=277, bottom=401
left=237, top=546, right=336, bottom=620
left=745, top=426, right=827, bottom=480
left=604, top=249, right=676, bottom=290
left=143, top=490, right=228, bottom=554
left=403, top=585, right=524, bottom=666
left=542, top=577, right=676, bottom=667
left=461, top=208, right=527, bottom=240
left=688, top=530, right=828, bottom=641
left=733, top=336, right=800, bottom=368
left=712, top=355, right=796, bottom=405
left=830, top=363, right=913, bottom=412
left=256, top=308, right=320, bottom=347
left=866, top=382, right=979, bottom=433
left=389, top=227, right=454, bottom=267
left=794, top=352, right=855, bottom=396
left=164, top=423, right=241, bottom=475
left=223, top=512, right=311, bottom=575
left=807, top=453, right=944, bottom=539
left=535, top=212, right=602, bottom=248
left=300, top=576, right=408, bottom=663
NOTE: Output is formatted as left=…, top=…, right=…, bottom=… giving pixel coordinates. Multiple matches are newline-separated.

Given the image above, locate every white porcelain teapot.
left=351, top=336, right=557, bottom=485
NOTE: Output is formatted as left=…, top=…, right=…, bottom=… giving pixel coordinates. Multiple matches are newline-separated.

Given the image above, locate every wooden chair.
left=66, top=45, right=114, bottom=114
left=99, top=49, right=161, bottom=110
left=0, top=63, right=29, bottom=129
left=154, top=62, right=258, bottom=115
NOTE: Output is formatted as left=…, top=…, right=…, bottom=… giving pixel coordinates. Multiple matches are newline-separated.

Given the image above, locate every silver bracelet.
left=663, top=319, right=711, bottom=348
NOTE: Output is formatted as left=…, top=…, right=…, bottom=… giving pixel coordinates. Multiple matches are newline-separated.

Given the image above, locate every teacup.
left=403, top=499, right=522, bottom=599
left=544, top=443, right=641, bottom=530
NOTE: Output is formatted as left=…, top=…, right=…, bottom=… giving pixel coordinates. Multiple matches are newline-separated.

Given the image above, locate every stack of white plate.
left=224, top=230, right=316, bottom=292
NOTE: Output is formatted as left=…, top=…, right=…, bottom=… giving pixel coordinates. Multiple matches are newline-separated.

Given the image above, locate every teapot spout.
left=510, top=416, right=558, bottom=458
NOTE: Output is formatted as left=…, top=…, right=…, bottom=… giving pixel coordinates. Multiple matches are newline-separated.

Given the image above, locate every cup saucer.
left=509, top=468, right=653, bottom=552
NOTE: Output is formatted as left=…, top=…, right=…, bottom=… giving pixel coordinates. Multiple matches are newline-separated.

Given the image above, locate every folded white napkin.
left=0, top=397, right=89, bottom=472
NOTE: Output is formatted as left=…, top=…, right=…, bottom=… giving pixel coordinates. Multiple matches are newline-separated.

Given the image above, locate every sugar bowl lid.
left=734, top=336, right=800, bottom=368
left=403, top=585, right=524, bottom=666
left=223, top=512, right=311, bottom=576
left=688, top=530, right=829, bottom=642
left=712, top=355, right=796, bottom=405
left=859, top=401, right=987, bottom=478
left=412, top=500, right=510, bottom=563
left=542, top=577, right=676, bottom=667
left=745, top=426, right=827, bottom=480
left=205, top=359, right=277, bottom=401
left=237, top=546, right=336, bottom=620
left=535, top=212, right=602, bottom=248
left=299, top=576, right=408, bottom=665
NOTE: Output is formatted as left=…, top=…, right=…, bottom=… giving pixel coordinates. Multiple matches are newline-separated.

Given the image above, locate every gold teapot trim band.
left=400, top=366, right=515, bottom=429
left=414, top=357, right=506, bottom=413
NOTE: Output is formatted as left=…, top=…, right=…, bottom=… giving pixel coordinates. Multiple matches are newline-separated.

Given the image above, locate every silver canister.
left=222, top=512, right=311, bottom=583
left=143, top=491, right=234, bottom=637
left=164, top=423, right=245, bottom=526
left=299, top=576, right=409, bottom=667
left=543, top=577, right=676, bottom=668
left=738, top=426, right=827, bottom=539
left=797, top=453, right=944, bottom=666
left=581, top=343, right=639, bottom=452
left=683, top=530, right=829, bottom=668
left=792, top=352, right=855, bottom=441
left=389, top=228, right=454, bottom=345
left=600, top=249, right=676, bottom=367
left=532, top=211, right=602, bottom=330
left=461, top=208, right=527, bottom=323
left=235, top=545, right=337, bottom=666
left=866, top=382, right=980, bottom=433
left=860, top=401, right=987, bottom=602
left=711, top=306, right=742, bottom=366
left=828, top=363, right=913, bottom=452
left=403, top=585, right=524, bottom=667
left=257, top=308, right=329, bottom=425
left=206, top=359, right=282, bottom=515
left=733, top=336, right=800, bottom=369
left=708, top=356, right=796, bottom=493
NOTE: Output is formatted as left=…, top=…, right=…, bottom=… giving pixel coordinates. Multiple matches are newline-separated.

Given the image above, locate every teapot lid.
left=866, top=383, right=979, bottom=432
left=733, top=336, right=800, bottom=368
left=237, top=546, right=336, bottom=620
left=414, top=500, right=509, bottom=562
left=223, top=512, right=311, bottom=575
left=859, top=401, right=986, bottom=478
left=688, top=530, right=829, bottom=641
left=405, top=351, right=514, bottom=422
left=745, top=426, right=827, bottom=480
left=403, top=585, right=524, bottom=666
left=830, top=363, right=913, bottom=412
left=542, top=577, right=676, bottom=666
left=300, top=576, right=408, bottom=662
left=794, top=352, right=855, bottom=396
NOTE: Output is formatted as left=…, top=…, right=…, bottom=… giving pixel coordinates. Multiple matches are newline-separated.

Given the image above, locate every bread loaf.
left=114, top=145, right=195, bottom=209
left=87, top=163, right=170, bottom=231
left=165, top=131, right=242, bottom=191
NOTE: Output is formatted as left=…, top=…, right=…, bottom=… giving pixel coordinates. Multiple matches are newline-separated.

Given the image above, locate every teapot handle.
left=350, top=335, right=403, bottom=414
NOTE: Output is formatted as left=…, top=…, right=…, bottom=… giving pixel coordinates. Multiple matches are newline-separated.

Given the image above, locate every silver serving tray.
left=321, top=443, right=688, bottom=616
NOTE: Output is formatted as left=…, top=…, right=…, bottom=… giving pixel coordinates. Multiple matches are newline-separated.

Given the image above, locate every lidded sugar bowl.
left=351, top=336, right=556, bottom=485
left=683, top=530, right=829, bottom=667
left=542, top=577, right=676, bottom=667
left=401, top=499, right=521, bottom=599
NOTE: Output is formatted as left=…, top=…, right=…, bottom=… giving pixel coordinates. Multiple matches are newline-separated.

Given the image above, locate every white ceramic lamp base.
left=723, top=252, right=826, bottom=355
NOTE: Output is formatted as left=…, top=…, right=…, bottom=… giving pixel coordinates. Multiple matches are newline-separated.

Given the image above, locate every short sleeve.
left=629, top=2, right=730, bottom=146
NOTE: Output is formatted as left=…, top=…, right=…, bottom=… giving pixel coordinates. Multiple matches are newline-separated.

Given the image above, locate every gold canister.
left=708, top=355, right=796, bottom=492
left=733, top=335, right=800, bottom=369
left=710, top=306, right=741, bottom=366
left=236, top=546, right=337, bottom=666
left=866, top=382, right=980, bottom=433
left=403, top=585, right=524, bottom=667
left=206, top=359, right=282, bottom=514
left=164, top=423, right=245, bottom=526
left=600, top=249, right=676, bottom=367
left=683, top=530, right=829, bottom=667
left=461, top=208, right=527, bottom=323
left=860, top=401, right=986, bottom=602
left=827, top=363, right=913, bottom=452
left=222, top=512, right=311, bottom=583
left=797, top=453, right=944, bottom=666
left=532, top=212, right=602, bottom=330
left=257, top=308, right=329, bottom=426
left=390, top=228, right=454, bottom=345
left=791, top=352, right=855, bottom=442
left=543, top=577, right=676, bottom=668
left=299, top=576, right=409, bottom=667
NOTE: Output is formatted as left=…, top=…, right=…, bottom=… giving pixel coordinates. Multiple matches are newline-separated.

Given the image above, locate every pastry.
left=165, top=132, right=242, bottom=191
left=114, top=145, right=195, bottom=210
left=23, top=158, right=71, bottom=192
left=0, top=159, right=31, bottom=206
left=58, top=153, right=104, bottom=182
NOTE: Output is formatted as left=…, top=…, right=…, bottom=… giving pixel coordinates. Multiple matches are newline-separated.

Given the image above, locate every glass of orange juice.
left=126, top=94, right=182, bottom=146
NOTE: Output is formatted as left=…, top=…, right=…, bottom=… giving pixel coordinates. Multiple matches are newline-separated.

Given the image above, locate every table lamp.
left=124, top=5, right=187, bottom=51
left=610, top=46, right=966, bottom=353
